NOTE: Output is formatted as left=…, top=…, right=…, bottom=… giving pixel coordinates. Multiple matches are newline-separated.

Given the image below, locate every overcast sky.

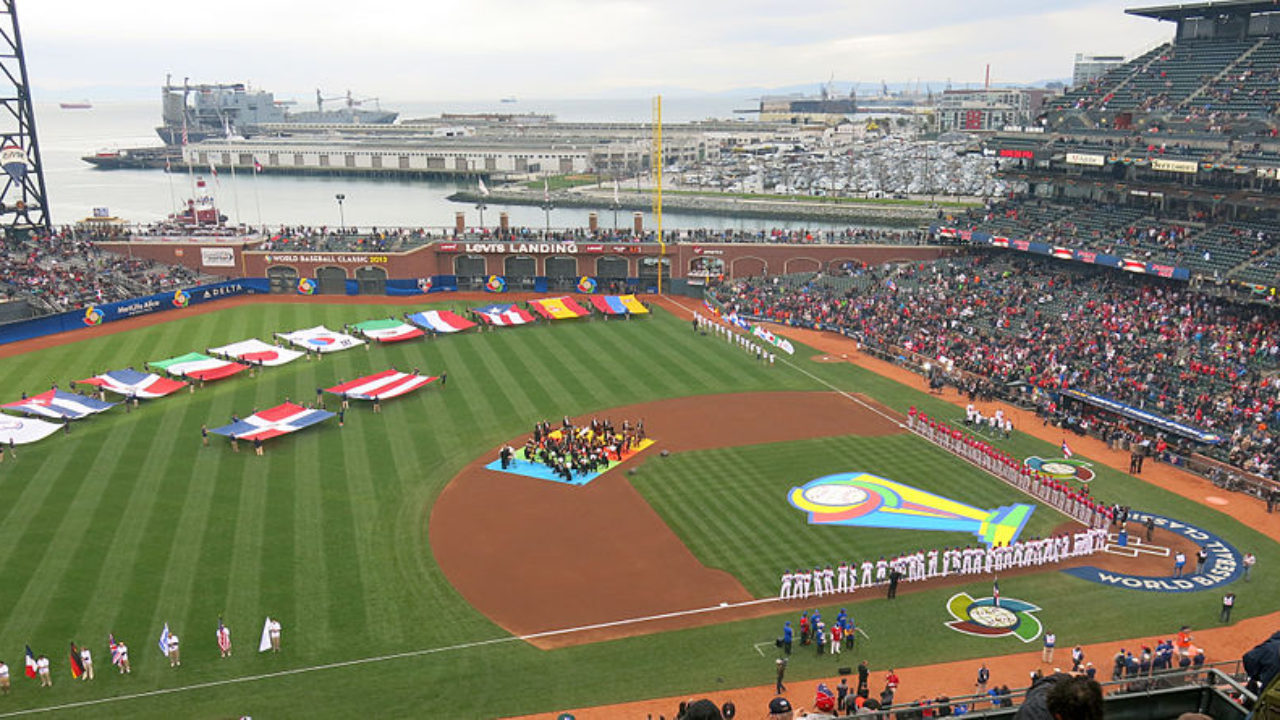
left=23, top=1, right=1174, bottom=101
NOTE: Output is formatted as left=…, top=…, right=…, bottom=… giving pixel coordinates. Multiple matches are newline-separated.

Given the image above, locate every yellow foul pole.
left=652, top=95, right=665, bottom=295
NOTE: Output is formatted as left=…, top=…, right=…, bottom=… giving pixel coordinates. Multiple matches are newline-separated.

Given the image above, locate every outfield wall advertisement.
left=0, top=279, right=269, bottom=346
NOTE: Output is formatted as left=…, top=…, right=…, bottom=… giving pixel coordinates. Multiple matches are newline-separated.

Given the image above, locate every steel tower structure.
left=0, top=0, right=49, bottom=233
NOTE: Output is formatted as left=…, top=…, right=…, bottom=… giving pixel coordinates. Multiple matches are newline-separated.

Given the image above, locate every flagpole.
left=252, top=156, right=264, bottom=232
left=223, top=117, right=242, bottom=229
left=183, top=117, right=199, bottom=228
left=165, top=157, right=177, bottom=219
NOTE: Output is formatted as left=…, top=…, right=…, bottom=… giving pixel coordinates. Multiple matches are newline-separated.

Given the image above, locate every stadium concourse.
left=511, top=297, right=1280, bottom=720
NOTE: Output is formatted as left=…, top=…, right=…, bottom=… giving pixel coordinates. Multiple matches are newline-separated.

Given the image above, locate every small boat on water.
left=500, top=97, right=517, bottom=103
left=60, top=101, right=92, bottom=110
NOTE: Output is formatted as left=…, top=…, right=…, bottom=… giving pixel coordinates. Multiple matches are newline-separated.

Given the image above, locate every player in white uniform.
left=860, top=560, right=873, bottom=587
left=780, top=569, right=794, bottom=599
left=823, top=565, right=835, bottom=595
left=836, top=562, right=849, bottom=593
left=875, top=557, right=888, bottom=583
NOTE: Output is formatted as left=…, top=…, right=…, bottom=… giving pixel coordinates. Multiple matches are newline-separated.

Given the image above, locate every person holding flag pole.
left=0, top=657, right=9, bottom=695
left=23, top=645, right=36, bottom=681
left=108, top=634, right=130, bottom=674
left=993, top=576, right=1001, bottom=608
left=217, top=617, right=232, bottom=658
left=259, top=616, right=282, bottom=653
left=1061, top=440, right=1073, bottom=459
left=68, top=643, right=85, bottom=680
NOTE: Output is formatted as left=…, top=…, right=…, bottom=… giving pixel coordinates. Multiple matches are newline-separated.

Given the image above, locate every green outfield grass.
left=0, top=301, right=1276, bottom=718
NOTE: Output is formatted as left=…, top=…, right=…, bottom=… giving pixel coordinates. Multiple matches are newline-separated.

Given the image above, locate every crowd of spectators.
left=712, top=254, right=1280, bottom=483
left=1, top=228, right=209, bottom=314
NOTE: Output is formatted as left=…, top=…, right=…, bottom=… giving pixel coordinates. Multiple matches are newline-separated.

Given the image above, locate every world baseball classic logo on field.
left=82, top=305, right=104, bottom=326
left=945, top=592, right=1043, bottom=642
left=1025, top=456, right=1094, bottom=483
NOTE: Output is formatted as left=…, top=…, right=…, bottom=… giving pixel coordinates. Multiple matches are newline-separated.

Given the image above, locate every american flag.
left=217, top=618, right=231, bottom=654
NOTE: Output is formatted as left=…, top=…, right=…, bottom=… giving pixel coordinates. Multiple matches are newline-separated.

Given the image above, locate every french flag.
left=25, top=645, right=37, bottom=678
left=1062, top=440, right=1073, bottom=459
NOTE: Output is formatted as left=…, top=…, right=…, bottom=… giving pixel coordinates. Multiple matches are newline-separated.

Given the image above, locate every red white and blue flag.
left=108, top=634, right=124, bottom=667
left=209, top=402, right=336, bottom=442
left=217, top=618, right=232, bottom=654
left=209, top=338, right=305, bottom=367
left=472, top=304, right=535, bottom=327
left=24, top=645, right=36, bottom=678
left=326, top=370, right=437, bottom=401
left=406, top=309, right=476, bottom=334
left=77, top=369, right=187, bottom=399
left=1062, top=440, right=1073, bottom=459
left=275, top=326, right=365, bottom=353
left=2, top=389, right=116, bottom=420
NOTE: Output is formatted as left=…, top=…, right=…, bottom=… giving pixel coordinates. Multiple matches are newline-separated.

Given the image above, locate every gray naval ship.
left=156, top=75, right=398, bottom=145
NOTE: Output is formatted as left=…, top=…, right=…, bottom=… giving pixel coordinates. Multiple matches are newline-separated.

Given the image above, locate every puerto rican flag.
left=2, top=389, right=116, bottom=419
left=326, top=370, right=437, bottom=401
left=209, top=338, right=305, bottom=367
left=351, top=319, right=425, bottom=343
left=209, top=402, right=336, bottom=442
left=406, top=309, right=476, bottom=334
left=472, top=304, right=535, bottom=327
left=1062, top=440, right=1073, bottom=459
left=76, top=369, right=187, bottom=398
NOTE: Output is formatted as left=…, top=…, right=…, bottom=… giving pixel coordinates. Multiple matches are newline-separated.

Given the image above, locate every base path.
left=430, top=391, right=902, bottom=649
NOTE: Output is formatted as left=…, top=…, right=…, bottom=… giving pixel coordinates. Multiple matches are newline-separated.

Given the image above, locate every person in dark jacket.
left=1014, top=673, right=1102, bottom=720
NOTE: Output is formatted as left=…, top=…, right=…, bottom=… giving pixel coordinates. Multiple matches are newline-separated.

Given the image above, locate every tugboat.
left=168, top=178, right=227, bottom=227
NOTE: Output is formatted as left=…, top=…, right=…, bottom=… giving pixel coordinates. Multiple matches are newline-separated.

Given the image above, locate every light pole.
left=540, top=195, right=554, bottom=239
left=335, top=193, right=346, bottom=233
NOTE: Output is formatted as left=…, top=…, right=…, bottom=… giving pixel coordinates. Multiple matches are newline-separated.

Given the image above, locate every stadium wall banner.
left=0, top=279, right=269, bottom=346
left=200, top=247, right=237, bottom=268
left=1059, top=388, right=1222, bottom=444
left=1065, top=153, right=1105, bottom=167
left=1061, top=510, right=1242, bottom=593
left=1150, top=158, right=1199, bottom=174
left=935, top=227, right=1192, bottom=281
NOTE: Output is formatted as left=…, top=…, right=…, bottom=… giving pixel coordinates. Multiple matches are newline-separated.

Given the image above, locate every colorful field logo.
left=485, top=275, right=507, bottom=293
left=1026, top=456, right=1095, bottom=483
left=945, top=592, right=1043, bottom=643
left=577, top=276, right=597, bottom=293
left=787, top=472, right=1034, bottom=547
left=297, top=278, right=316, bottom=295
left=82, top=305, right=104, bottom=326
left=1062, top=510, right=1243, bottom=593
left=172, top=289, right=190, bottom=308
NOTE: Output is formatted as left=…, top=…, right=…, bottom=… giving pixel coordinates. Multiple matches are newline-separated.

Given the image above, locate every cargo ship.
left=156, top=76, right=398, bottom=146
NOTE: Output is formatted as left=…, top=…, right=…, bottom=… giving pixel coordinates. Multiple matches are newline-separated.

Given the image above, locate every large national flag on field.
left=0, top=415, right=63, bottom=445
left=149, top=352, right=248, bottom=381
left=209, top=338, right=305, bottom=367
left=472, top=303, right=535, bottom=327
left=589, top=294, right=649, bottom=315
left=406, top=309, right=476, bottom=334
left=24, top=645, right=36, bottom=678
left=326, top=369, right=437, bottom=401
left=751, top=324, right=796, bottom=355
left=209, top=402, right=336, bottom=442
left=2, top=389, right=116, bottom=420
left=69, top=643, right=84, bottom=679
left=528, top=296, right=590, bottom=320
left=77, top=369, right=188, bottom=398
left=351, top=318, right=425, bottom=343
left=275, top=326, right=365, bottom=353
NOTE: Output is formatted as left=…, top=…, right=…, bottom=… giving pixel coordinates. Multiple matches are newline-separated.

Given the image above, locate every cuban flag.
left=472, top=304, right=535, bottom=327
left=77, top=369, right=188, bottom=398
left=275, top=326, right=365, bottom=353
left=25, top=645, right=37, bottom=678
left=406, top=309, right=476, bottom=334
left=326, top=370, right=437, bottom=401
left=1062, top=440, right=1073, bottom=459
left=209, top=338, right=305, bottom=367
left=209, top=402, right=336, bottom=442
left=351, top=319, right=425, bottom=343
left=2, top=389, right=116, bottom=420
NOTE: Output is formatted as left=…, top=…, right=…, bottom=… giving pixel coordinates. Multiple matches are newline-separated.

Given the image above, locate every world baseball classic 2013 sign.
left=1061, top=511, right=1242, bottom=593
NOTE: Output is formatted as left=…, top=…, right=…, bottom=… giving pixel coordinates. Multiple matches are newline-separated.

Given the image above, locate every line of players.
left=779, top=527, right=1110, bottom=599
left=965, top=403, right=1013, bottom=438
left=692, top=311, right=777, bottom=365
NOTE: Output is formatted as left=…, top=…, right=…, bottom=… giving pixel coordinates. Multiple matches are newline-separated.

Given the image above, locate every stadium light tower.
left=0, top=0, right=51, bottom=235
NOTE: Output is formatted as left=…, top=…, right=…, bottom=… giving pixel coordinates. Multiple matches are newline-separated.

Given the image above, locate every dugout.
left=355, top=266, right=387, bottom=295
left=545, top=255, right=579, bottom=291
left=503, top=255, right=537, bottom=291
left=453, top=254, right=486, bottom=291
left=315, top=266, right=348, bottom=295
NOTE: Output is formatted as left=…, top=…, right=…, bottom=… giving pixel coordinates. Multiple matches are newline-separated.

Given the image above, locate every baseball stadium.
left=3, top=2, right=1280, bottom=719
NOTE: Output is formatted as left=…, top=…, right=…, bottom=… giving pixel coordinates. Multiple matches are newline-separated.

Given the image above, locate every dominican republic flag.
left=993, top=577, right=1001, bottom=607
left=275, top=326, right=365, bottom=353
left=69, top=643, right=84, bottom=679
left=326, top=370, right=437, bottom=401
left=2, top=389, right=116, bottom=420
left=149, top=352, right=248, bottom=381
left=406, top=309, right=476, bottom=334
left=528, top=296, right=590, bottom=321
left=159, top=623, right=171, bottom=658
left=351, top=319, right=425, bottom=343
left=472, top=304, right=535, bottom=327
left=25, top=645, right=37, bottom=678
left=108, top=634, right=124, bottom=667
left=209, top=338, right=304, bottom=367
left=1062, top=441, right=1073, bottom=459
left=209, top=402, right=336, bottom=442
left=217, top=618, right=231, bottom=654
left=77, top=369, right=187, bottom=398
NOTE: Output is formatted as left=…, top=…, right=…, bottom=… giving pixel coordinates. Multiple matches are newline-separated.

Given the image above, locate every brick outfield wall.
left=98, top=240, right=958, bottom=281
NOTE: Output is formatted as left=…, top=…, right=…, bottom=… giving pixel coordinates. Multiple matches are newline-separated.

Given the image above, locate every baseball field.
left=0, top=295, right=1276, bottom=718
